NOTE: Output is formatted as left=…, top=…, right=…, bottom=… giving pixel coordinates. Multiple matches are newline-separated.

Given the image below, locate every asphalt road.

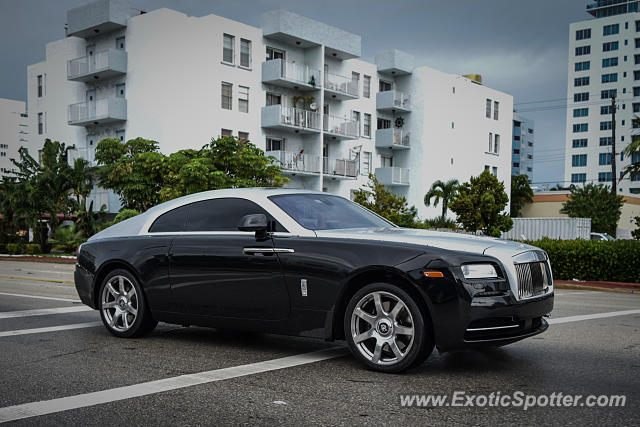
left=0, top=260, right=638, bottom=425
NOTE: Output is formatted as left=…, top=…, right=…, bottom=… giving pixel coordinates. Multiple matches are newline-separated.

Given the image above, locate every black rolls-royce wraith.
left=75, top=188, right=554, bottom=373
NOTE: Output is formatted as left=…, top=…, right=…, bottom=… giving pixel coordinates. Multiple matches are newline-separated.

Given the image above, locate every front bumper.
left=74, top=263, right=97, bottom=309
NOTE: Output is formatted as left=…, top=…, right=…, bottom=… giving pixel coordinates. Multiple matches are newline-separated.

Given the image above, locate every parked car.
left=590, top=232, right=615, bottom=241
left=75, top=189, right=554, bottom=373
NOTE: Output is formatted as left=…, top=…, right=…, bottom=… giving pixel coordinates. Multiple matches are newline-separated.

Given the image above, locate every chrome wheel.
left=350, top=290, right=415, bottom=366
left=101, top=275, right=138, bottom=332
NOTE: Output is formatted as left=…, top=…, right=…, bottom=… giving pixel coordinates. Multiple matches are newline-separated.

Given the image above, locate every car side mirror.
left=238, top=214, right=269, bottom=232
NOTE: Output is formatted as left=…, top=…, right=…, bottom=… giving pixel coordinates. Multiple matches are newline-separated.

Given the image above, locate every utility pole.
left=611, top=95, right=617, bottom=195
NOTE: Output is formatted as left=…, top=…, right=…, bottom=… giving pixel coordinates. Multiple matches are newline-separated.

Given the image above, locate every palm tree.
left=424, top=179, right=459, bottom=220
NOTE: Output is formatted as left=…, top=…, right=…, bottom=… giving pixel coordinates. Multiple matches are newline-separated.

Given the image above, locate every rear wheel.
left=99, top=269, right=157, bottom=338
left=344, top=283, right=433, bottom=373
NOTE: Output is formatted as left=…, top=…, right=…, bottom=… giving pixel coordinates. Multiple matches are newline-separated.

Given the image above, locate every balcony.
left=324, top=72, right=359, bottom=100
left=375, top=49, right=414, bottom=76
left=262, top=59, right=320, bottom=91
left=375, top=167, right=410, bottom=186
left=68, top=49, right=127, bottom=82
left=66, top=0, right=128, bottom=38
left=375, top=129, right=410, bottom=150
left=323, top=114, right=359, bottom=140
left=68, top=97, right=126, bottom=126
left=261, top=105, right=321, bottom=134
left=266, top=150, right=321, bottom=176
left=376, top=90, right=411, bottom=113
left=323, top=157, right=357, bottom=180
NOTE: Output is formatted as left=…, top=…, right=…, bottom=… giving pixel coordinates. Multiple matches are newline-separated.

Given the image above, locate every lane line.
left=0, top=292, right=80, bottom=303
left=0, top=322, right=101, bottom=338
left=1, top=269, right=74, bottom=276
left=0, top=275, right=74, bottom=284
left=0, top=347, right=346, bottom=423
left=0, top=306, right=93, bottom=319
left=547, top=309, right=640, bottom=324
left=0, top=308, right=639, bottom=421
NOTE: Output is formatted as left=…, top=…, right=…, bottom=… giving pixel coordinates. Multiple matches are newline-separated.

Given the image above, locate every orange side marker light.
left=423, top=271, right=444, bottom=278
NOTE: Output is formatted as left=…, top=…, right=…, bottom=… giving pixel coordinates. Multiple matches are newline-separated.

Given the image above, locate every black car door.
left=167, top=198, right=290, bottom=320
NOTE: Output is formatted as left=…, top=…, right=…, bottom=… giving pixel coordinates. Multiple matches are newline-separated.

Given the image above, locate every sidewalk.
left=555, top=280, right=640, bottom=294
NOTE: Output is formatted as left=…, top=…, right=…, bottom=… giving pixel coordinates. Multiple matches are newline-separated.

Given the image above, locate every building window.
left=599, top=153, right=612, bottom=165
left=513, top=148, right=520, bottom=154
left=601, top=73, right=617, bottom=83
left=574, top=92, right=589, bottom=102
left=636, top=20, right=640, bottom=31
left=266, top=92, right=281, bottom=106
left=223, top=34, right=234, bottom=64
left=573, top=123, right=588, bottom=132
left=352, top=111, right=361, bottom=136
left=494, top=134, right=500, bottom=154
left=377, top=118, right=391, bottom=129
left=379, top=80, right=392, bottom=92
left=493, top=101, right=499, bottom=120
left=238, top=86, right=249, bottom=113
left=573, top=107, right=589, bottom=117
left=116, top=83, right=125, bottom=98
left=116, top=130, right=125, bottom=142
left=351, top=72, right=360, bottom=95
left=601, top=105, right=613, bottom=114
left=576, top=28, right=591, bottom=40
left=115, top=36, right=125, bottom=50
left=363, top=75, right=371, bottom=98
left=635, top=70, right=640, bottom=81
left=240, top=39, right=251, bottom=68
left=600, top=121, right=612, bottom=130
left=485, top=99, right=491, bottom=118
left=221, top=128, right=232, bottom=137
left=37, top=75, right=43, bottom=98
left=488, top=132, right=493, bottom=152
left=266, top=137, right=284, bottom=151
left=363, top=113, right=371, bottom=137
left=601, top=89, right=617, bottom=99
left=575, top=76, right=590, bottom=86
left=571, top=173, right=586, bottom=183
left=572, top=154, right=587, bottom=167
left=602, top=57, right=618, bottom=67
left=603, top=23, right=619, bottom=36
left=492, top=166, right=498, bottom=176
left=602, top=41, right=618, bottom=52
left=37, top=112, right=44, bottom=135
left=221, top=82, right=232, bottom=110
left=575, top=45, right=591, bottom=56
left=361, top=151, right=372, bottom=175
left=238, top=131, right=249, bottom=142
left=575, top=61, right=591, bottom=71
left=572, top=138, right=588, bottom=148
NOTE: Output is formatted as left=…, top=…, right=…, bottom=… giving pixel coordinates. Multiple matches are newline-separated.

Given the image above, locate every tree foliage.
left=623, top=116, right=640, bottom=181
left=510, top=174, right=534, bottom=218
left=353, top=174, right=419, bottom=227
left=95, top=136, right=288, bottom=211
left=449, top=170, right=513, bottom=237
left=424, top=179, right=458, bottom=220
left=633, top=216, right=640, bottom=240
left=560, top=183, right=623, bottom=237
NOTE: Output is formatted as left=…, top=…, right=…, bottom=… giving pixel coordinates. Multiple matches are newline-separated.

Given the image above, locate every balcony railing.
left=262, top=59, right=320, bottom=88
left=67, top=49, right=127, bottom=81
left=376, top=90, right=411, bottom=112
left=266, top=150, right=321, bottom=174
left=376, top=128, right=410, bottom=149
left=261, top=105, right=321, bottom=132
left=324, top=72, right=359, bottom=97
left=323, top=157, right=358, bottom=178
left=68, top=97, right=127, bottom=125
left=323, top=114, right=359, bottom=139
left=376, top=166, right=410, bottom=186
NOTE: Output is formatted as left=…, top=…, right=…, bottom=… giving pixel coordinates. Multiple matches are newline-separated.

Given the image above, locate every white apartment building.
left=27, top=0, right=513, bottom=216
left=0, top=98, right=28, bottom=176
left=565, top=0, right=640, bottom=195
left=512, top=113, right=534, bottom=180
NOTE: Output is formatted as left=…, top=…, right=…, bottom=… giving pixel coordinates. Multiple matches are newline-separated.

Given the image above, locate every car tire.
left=98, top=269, right=157, bottom=338
left=344, top=282, right=434, bottom=373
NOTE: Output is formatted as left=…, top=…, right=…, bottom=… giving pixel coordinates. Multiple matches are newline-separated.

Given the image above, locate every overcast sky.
left=0, top=0, right=591, bottom=186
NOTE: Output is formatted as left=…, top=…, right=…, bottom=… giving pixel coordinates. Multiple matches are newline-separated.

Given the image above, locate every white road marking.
left=0, top=306, right=93, bottom=319
left=0, top=308, right=639, bottom=421
left=0, top=292, right=80, bottom=303
left=0, top=322, right=101, bottom=338
left=547, top=309, right=640, bottom=324
left=0, top=347, right=346, bottom=423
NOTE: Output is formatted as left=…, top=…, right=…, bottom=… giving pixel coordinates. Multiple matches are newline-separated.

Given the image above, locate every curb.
left=554, top=280, right=640, bottom=294
left=0, top=256, right=76, bottom=264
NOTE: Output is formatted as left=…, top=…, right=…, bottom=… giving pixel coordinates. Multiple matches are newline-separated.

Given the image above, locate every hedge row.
left=526, top=238, right=640, bottom=283
left=0, top=243, right=42, bottom=255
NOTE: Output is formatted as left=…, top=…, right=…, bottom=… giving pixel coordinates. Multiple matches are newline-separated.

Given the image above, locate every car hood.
left=314, top=227, right=539, bottom=259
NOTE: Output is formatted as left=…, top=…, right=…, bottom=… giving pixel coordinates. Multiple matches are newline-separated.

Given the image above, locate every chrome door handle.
left=243, top=248, right=295, bottom=254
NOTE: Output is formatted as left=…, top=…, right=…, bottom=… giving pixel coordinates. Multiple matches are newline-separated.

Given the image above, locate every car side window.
left=185, top=198, right=286, bottom=232
left=148, top=205, right=190, bottom=232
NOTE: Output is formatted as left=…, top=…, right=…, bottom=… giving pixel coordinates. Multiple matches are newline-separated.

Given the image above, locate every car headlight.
left=461, top=263, right=498, bottom=279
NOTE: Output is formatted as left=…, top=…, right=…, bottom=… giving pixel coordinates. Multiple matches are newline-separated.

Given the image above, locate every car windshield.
left=269, top=194, right=394, bottom=230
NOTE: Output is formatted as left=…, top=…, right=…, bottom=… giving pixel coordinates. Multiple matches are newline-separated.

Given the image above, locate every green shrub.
left=113, top=209, right=140, bottom=224
left=0, top=243, right=6, bottom=253
left=6, top=243, right=25, bottom=255
left=526, top=238, right=640, bottom=283
left=24, top=244, right=42, bottom=255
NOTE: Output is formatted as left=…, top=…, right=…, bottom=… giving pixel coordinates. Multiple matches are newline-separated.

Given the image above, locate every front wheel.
left=99, top=269, right=157, bottom=338
left=344, top=283, right=434, bottom=373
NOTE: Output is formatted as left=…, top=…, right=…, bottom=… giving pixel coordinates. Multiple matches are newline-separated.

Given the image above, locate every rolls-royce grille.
left=515, top=261, right=549, bottom=299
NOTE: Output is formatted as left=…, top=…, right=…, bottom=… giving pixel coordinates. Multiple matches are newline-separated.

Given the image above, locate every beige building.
left=521, top=191, right=640, bottom=239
